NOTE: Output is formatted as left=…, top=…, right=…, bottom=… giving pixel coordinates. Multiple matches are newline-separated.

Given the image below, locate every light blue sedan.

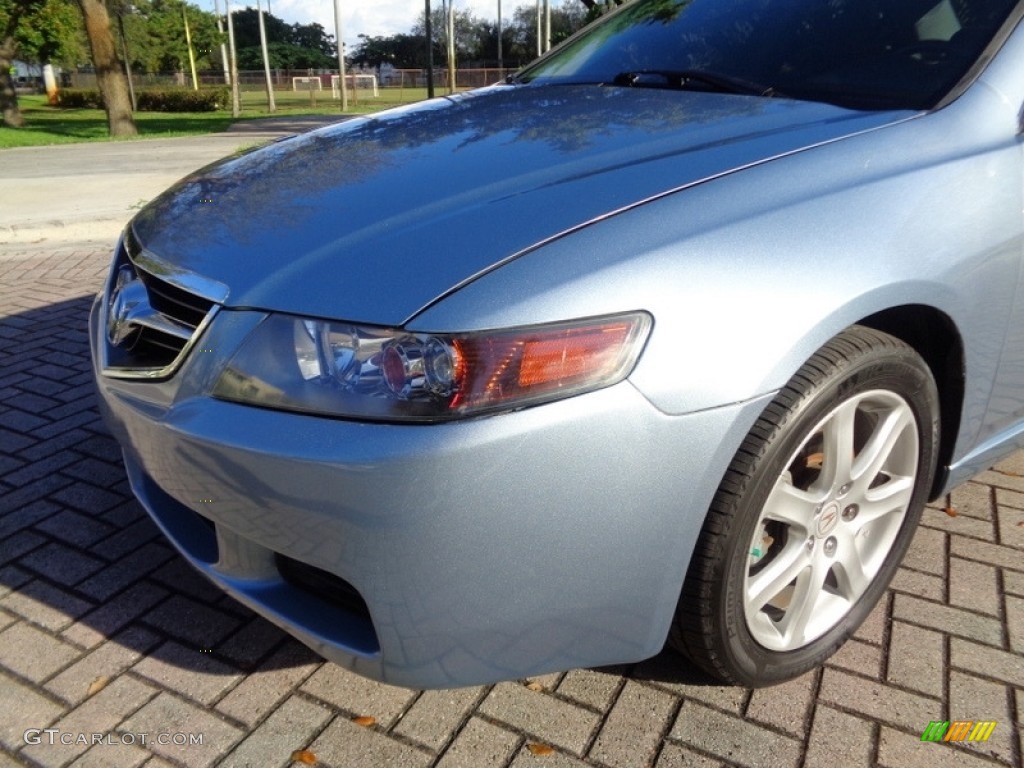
left=91, top=0, right=1024, bottom=688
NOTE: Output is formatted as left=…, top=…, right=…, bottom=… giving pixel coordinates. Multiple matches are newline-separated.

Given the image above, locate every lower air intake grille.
left=276, top=554, right=374, bottom=622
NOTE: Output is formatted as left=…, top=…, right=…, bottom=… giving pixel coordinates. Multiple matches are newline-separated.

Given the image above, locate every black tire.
left=670, top=325, right=940, bottom=687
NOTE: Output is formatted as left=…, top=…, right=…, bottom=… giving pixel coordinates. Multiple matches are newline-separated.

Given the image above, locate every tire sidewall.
left=715, top=344, right=940, bottom=686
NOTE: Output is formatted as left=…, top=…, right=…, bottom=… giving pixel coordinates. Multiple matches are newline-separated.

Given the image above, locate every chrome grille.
left=100, top=231, right=228, bottom=380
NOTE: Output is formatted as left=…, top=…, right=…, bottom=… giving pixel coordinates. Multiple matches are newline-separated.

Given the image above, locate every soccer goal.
left=292, top=76, right=323, bottom=91
left=331, top=74, right=380, bottom=98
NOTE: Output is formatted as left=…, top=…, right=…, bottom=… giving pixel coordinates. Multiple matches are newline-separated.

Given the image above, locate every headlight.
left=212, top=312, right=652, bottom=421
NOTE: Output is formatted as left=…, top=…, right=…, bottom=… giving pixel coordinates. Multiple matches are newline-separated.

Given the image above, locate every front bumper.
left=90, top=291, right=772, bottom=688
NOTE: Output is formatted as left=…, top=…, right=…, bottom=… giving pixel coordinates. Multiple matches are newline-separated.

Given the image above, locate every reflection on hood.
left=132, top=84, right=908, bottom=324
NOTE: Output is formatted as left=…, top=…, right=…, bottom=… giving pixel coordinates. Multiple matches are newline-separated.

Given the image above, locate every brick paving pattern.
left=0, top=245, right=1022, bottom=767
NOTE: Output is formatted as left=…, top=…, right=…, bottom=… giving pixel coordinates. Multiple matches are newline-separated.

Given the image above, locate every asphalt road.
left=0, top=116, right=347, bottom=251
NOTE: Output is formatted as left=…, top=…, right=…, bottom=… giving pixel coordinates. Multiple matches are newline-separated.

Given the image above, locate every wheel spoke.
left=851, top=404, right=915, bottom=492
left=819, top=399, right=858, bottom=491
left=746, top=543, right=810, bottom=612
left=856, top=474, right=915, bottom=525
left=778, top=556, right=831, bottom=645
left=763, top=474, right=819, bottom=529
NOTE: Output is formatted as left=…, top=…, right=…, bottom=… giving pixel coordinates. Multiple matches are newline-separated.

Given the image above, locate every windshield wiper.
left=610, top=69, right=779, bottom=97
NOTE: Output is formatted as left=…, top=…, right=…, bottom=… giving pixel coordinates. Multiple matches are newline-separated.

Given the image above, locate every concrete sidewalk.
left=0, top=115, right=348, bottom=252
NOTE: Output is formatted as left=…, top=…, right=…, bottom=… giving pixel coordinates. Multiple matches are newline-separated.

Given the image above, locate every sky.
left=225, top=0, right=548, bottom=49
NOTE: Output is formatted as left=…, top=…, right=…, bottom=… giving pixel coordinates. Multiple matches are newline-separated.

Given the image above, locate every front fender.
left=411, top=86, right=1021, bottom=435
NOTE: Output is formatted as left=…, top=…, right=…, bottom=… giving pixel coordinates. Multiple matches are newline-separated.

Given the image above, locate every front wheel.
left=671, top=326, right=940, bottom=686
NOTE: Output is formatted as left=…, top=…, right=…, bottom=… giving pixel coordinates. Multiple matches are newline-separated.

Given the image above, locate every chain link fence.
left=69, top=68, right=516, bottom=93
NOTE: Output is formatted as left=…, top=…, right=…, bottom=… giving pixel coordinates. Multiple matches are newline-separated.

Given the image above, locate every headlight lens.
left=212, top=312, right=651, bottom=421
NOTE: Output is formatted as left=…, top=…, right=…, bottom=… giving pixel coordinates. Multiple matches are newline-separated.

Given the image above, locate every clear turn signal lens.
left=213, top=312, right=651, bottom=422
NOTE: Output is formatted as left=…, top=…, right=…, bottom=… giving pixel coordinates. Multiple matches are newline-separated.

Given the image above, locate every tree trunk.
left=0, top=35, right=23, bottom=128
left=76, top=0, right=137, bottom=137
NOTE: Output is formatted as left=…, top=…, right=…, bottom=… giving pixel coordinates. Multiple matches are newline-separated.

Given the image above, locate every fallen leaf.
left=944, top=506, right=958, bottom=517
left=352, top=715, right=376, bottom=727
left=86, top=676, right=110, bottom=697
left=290, top=749, right=317, bottom=765
left=527, top=743, right=554, bottom=756
left=525, top=681, right=545, bottom=692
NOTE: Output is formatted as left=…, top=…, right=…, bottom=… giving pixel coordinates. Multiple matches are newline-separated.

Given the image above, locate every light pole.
left=333, top=0, right=347, bottom=111
left=225, top=0, right=240, bottom=117
left=183, top=5, right=199, bottom=90
left=115, top=3, right=136, bottom=111
left=446, top=0, right=455, bottom=94
left=535, top=0, right=541, bottom=57
left=424, top=0, right=435, bottom=98
left=543, top=0, right=551, bottom=53
left=213, top=0, right=230, bottom=85
left=256, top=0, right=276, bottom=111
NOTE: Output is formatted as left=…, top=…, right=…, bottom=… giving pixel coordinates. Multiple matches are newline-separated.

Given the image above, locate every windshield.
left=516, top=0, right=1021, bottom=110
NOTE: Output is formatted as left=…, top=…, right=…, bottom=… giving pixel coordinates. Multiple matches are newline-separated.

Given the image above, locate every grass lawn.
left=0, top=87, right=437, bottom=149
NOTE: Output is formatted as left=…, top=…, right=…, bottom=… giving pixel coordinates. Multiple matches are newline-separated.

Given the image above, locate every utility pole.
left=497, top=0, right=502, bottom=75
left=446, top=0, right=455, bottom=94
left=333, top=0, right=347, bottom=110
left=535, top=0, right=541, bottom=57
left=213, top=0, right=230, bottom=85
left=425, top=0, right=435, bottom=97
left=256, top=0, right=276, bottom=111
left=115, top=6, right=136, bottom=110
left=543, top=0, right=551, bottom=53
left=183, top=5, right=199, bottom=90
left=226, top=0, right=240, bottom=117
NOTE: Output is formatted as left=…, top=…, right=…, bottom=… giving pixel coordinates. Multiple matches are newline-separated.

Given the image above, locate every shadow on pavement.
left=0, top=295, right=316, bottom=678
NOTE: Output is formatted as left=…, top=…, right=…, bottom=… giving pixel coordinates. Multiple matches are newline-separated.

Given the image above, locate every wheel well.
left=857, top=305, right=963, bottom=500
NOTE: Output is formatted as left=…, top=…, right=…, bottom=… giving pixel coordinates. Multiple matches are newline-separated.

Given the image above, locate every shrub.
left=57, top=89, right=104, bottom=109
left=135, top=88, right=229, bottom=112
left=57, top=87, right=229, bottom=112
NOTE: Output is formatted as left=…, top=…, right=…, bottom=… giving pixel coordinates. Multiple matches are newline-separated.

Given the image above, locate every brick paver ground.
left=1, top=245, right=1022, bottom=768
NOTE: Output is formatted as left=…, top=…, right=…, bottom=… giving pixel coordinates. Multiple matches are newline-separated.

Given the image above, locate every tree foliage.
left=350, top=32, right=424, bottom=69
left=118, top=0, right=222, bottom=75
left=1, top=0, right=87, bottom=126
left=228, top=8, right=336, bottom=70
left=351, top=1, right=594, bottom=71
left=12, top=0, right=86, bottom=65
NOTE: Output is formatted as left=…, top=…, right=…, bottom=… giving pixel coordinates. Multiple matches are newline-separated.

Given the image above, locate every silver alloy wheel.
left=743, top=389, right=919, bottom=651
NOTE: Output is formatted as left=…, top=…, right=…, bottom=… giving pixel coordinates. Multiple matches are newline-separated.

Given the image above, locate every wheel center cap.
left=817, top=501, right=841, bottom=537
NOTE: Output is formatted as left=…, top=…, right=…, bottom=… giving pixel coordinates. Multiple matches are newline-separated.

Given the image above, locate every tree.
left=290, top=21, right=334, bottom=58
left=1, top=0, right=85, bottom=127
left=77, top=0, right=136, bottom=135
left=413, top=6, right=485, bottom=64
left=505, top=3, right=589, bottom=61
left=1, top=0, right=38, bottom=127
left=227, top=7, right=335, bottom=70
left=350, top=33, right=424, bottom=70
left=119, top=0, right=222, bottom=75
left=236, top=40, right=331, bottom=70
left=578, top=0, right=625, bottom=10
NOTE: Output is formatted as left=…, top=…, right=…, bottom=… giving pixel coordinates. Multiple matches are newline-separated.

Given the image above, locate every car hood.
left=132, top=85, right=911, bottom=324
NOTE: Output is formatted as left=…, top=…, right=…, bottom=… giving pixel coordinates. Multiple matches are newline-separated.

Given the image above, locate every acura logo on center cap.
left=816, top=501, right=840, bottom=537
left=107, top=267, right=148, bottom=346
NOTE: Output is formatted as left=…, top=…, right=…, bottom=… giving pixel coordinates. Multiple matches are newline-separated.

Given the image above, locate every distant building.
left=13, top=60, right=43, bottom=79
